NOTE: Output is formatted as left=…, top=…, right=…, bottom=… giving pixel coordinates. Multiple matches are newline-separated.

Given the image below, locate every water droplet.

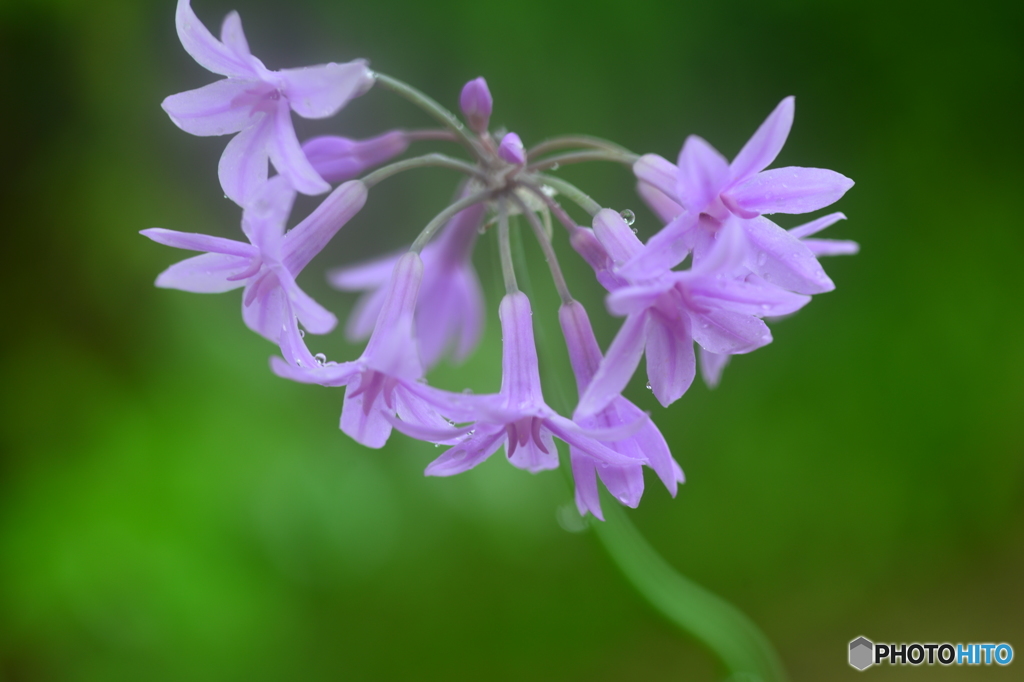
left=461, top=388, right=474, bottom=394
left=298, top=329, right=305, bottom=338
left=550, top=162, right=560, bottom=170
left=761, top=304, right=770, bottom=311
left=434, top=443, right=440, bottom=448
left=619, top=209, right=636, bottom=225
left=645, top=381, right=652, bottom=390
left=757, top=252, right=768, bottom=266
left=477, top=223, right=487, bottom=235
left=631, top=228, right=638, bottom=234
left=314, top=353, right=327, bottom=366
left=296, top=359, right=303, bottom=367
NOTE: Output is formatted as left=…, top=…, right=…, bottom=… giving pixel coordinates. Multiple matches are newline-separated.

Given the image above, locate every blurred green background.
left=2, top=0, right=1022, bottom=679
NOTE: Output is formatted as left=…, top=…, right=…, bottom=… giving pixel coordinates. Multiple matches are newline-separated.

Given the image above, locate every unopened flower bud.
left=459, top=77, right=493, bottom=134
left=498, top=132, right=525, bottom=165
left=302, top=131, right=410, bottom=183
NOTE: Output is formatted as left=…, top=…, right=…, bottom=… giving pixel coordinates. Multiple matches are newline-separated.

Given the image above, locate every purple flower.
left=459, top=77, right=493, bottom=134
left=497, top=132, right=526, bottom=165
left=142, top=176, right=367, bottom=342
left=272, top=252, right=458, bottom=448
left=624, top=97, right=853, bottom=290
left=301, top=131, right=410, bottom=183
left=698, top=212, right=858, bottom=390
left=577, top=210, right=809, bottom=414
left=162, top=0, right=374, bottom=205
left=559, top=300, right=684, bottom=519
left=392, top=292, right=642, bottom=476
left=329, top=199, right=486, bottom=369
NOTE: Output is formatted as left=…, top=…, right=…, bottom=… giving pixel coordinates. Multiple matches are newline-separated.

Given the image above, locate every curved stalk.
left=527, top=135, right=636, bottom=159
left=374, top=73, right=485, bottom=160
left=361, top=153, right=486, bottom=189
left=410, top=190, right=493, bottom=254
left=592, top=502, right=788, bottom=682
left=527, top=149, right=639, bottom=172
left=528, top=174, right=602, bottom=217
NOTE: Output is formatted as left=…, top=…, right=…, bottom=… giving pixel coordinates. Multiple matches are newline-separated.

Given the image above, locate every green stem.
left=527, top=135, right=636, bottom=159
left=529, top=174, right=602, bottom=216
left=361, top=153, right=485, bottom=189
left=374, top=73, right=485, bottom=159
left=527, top=149, right=639, bottom=172
left=592, top=500, right=788, bottom=682
left=510, top=194, right=573, bottom=304
left=409, top=190, right=492, bottom=254
left=497, top=202, right=518, bottom=293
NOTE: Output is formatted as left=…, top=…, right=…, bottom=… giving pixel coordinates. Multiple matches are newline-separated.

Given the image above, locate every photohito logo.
left=849, top=636, right=1013, bottom=670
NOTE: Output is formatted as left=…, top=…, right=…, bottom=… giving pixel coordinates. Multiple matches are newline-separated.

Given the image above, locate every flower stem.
left=373, top=73, right=485, bottom=160
left=409, top=190, right=492, bottom=254
left=510, top=194, right=573, bottom=304
left=592, top=499, right=788, bottom=682
left=497, top=202, right=518, bottom=293
left=529, top=174, right=602, bottom=216
left=527, top=135, right=636, bottom=159
left=527, top=149, right=639, bottom=172
left=361, top=153, right=486, bottom=189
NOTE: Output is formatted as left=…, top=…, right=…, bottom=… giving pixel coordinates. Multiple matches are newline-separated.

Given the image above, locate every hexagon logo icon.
left=849, top=637, right=874, bottom=670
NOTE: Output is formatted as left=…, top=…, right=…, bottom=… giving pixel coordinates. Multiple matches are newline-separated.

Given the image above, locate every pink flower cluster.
left=145, top=0, right=856, bottom=519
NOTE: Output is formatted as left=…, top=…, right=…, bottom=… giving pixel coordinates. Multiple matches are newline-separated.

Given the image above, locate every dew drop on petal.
left=619, top=209, right=636, bottom=226
left=757, top=252, right=768, bottom=267
left=462, top=388, right=474, bottom=394
left=298, top=329, right=305, bottom=338
left=314, top=353, right=327, bottom=366
left=434, top=443, right=440, bottom=448
left=645, top=381, right=652, bottom=390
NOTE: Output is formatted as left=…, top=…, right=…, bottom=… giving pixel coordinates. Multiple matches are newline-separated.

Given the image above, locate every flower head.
left=162, top=0, right=374, bottom=205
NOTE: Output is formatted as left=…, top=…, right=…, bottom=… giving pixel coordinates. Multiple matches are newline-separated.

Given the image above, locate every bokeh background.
left=2, top=0, right=1022, bottom=679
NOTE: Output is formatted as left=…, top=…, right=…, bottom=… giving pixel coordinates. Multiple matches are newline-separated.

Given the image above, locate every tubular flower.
left=162, top=0, right=374, bottom=205
left=142, top=176, right=367, bottom=343
left=329, top=198, right=487, bottom=368
left=393, top=293, right=642, bottom=476
left=623, top=97, right=853, bottom=288
left=271, top=252, right=457, bottom=448
left=559, top=300, right=684, bottom=519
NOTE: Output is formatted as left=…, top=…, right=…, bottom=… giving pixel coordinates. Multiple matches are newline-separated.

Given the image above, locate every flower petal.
left=787, top=211, right=846, bottom=239
left=218, top=11, right=251, bottom=59
left=218, top=112, right=273, bottom=206
left=425, top=427, right=506, bottom=476
left=742, top=217, right=835, bottom=294
left=597, top=463, right=645, bottom=508
left=242, top=276, right=286, bottom=342
left=644, top=310, right=695, bottom=407
left=571, top=455, right=604, bottom=520
left=690, top=309, right=771, bottom=355
left=632, top=154, right=678, bottom=202
left=507, top=423, right=559, bottom=473
left=636, top=180, right=684, bottom=223
left=175, top=0, right=254, bottom=78
left=140, top=228, right=256, bottom=258
left=341, top=377, right=393, bottom=448
left=267, top=100, right=331, bottom=196
left=802, top=238, right=859, bottom=256
left=676, top=135, right=729, bottom=213
left=153, top=252, right=250, bottom=293
left=329, top=251, right=402, bottom=291
left=161, top=78, right=259, bottom=136
left=615, top=210, right=698, bottom=280
left=728, top=96, right=794, bottom=184
left=699, top=346, right=731, bottom=389
left=280, top=60, right=374, bottom=119
left=576, top=312, right=648, bottom=417
left=724, top=166, right=854, bottom=216
left=302, top=131, right=409, bottom=183
left=281, top=181, right=368, bottom=275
